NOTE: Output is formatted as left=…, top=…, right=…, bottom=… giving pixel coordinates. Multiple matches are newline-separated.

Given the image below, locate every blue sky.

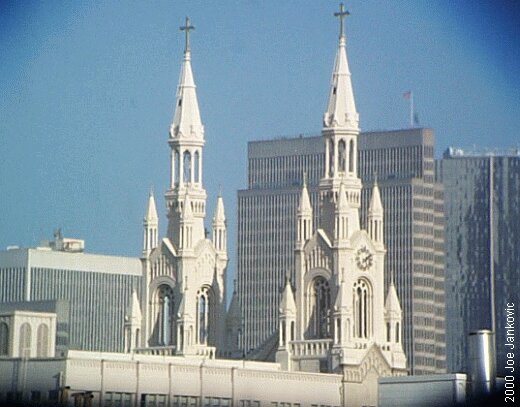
left=1, top=2, right=519, bottom=287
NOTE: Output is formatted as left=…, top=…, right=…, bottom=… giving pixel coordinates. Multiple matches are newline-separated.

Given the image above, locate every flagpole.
left=410, top=91, right=414, bottom=128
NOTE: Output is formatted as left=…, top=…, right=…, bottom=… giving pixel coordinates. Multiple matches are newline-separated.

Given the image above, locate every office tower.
left=0, top=234, right=142, bottom=353
left=358, top=128, right=446, bottom=374
left=238, top=129, right=446, bottom=374
left=436, top=147, right=520, bottom=376
left=238, top=137, right=323, bottom=355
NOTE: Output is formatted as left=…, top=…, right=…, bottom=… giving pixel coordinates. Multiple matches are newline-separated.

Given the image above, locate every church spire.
left=368, top=176, right=384, bottom=246
left=212, top=193, right=227, bottom=253
left=143, top=189, right=159, bottom=256
left=296, top=174, right=313, bottom=247
left=170, top=17, right=204, bottom=140
left=298, top=174, right=312, bottom=215
left=323, top=3, right=359, bottom=131
left=145, top=189, right=159, bottom=222
left=166, top=17, right=207, bottom=248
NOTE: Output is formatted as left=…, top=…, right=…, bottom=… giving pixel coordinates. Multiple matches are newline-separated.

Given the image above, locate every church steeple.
left=170, top=17, right=203, bottom=141
left=319, top=4, right=362, bottom=237
left=166, top=17, right=207, bottom=248
left=323, top=3, right=359, bottom=132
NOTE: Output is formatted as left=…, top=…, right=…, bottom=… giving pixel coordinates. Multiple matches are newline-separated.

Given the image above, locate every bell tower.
left=166, top=17, right=207, bottom=249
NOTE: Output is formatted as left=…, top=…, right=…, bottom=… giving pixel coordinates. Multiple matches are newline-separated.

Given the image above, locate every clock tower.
left=276, top=5, right=406, bottom=399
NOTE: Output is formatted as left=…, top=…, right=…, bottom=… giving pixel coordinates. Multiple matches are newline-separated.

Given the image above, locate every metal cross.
left=334, top=3, right=350, bottom=38
left=180, top=16, right=195, bottom=52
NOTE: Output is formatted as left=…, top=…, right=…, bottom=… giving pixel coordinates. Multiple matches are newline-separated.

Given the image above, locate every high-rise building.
left=436, top=147, right=520, bottom=377
left=238, top=130, right=446, bottom=374
left=358, top=129, right=446, bottom=375
left=0, top=235, right=142, bottom=353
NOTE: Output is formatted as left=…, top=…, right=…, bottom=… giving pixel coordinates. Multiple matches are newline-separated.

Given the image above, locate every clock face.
left=355, top=246, right=373, bottom=271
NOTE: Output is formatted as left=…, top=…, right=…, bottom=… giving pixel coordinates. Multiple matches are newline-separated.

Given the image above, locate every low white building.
left=0, top=348, right=343, bottom=407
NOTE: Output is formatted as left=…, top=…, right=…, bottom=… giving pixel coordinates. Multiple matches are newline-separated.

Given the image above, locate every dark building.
left=436, top=147, right=520, bottom=376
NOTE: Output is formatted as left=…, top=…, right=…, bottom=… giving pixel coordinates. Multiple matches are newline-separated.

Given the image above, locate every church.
left=0, top=5, right=407, bottom=407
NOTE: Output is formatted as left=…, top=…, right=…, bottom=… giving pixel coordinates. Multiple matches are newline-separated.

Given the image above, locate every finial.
left=374, top=171, right=378, bottom=186
left=334, top=3, right=350, bottom=40
left=149, top=185, right=154, bottom=197
left=180, top=16, right=195, bottom=53
left=302, top=171, right=307, bottom=188
left=218, top=184, right=222, bottom=198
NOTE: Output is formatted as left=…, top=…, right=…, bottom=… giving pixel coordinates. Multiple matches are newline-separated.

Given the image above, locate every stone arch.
left=196, top=285, right=214, bottom=345
left=151, top=283, right=175, bottom=346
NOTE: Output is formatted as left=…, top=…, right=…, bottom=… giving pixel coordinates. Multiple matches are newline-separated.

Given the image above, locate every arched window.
left=194, top=151, right=200, bottom=183
left=174, top=149, right=180, bottom=186
left=386, top=322, right=391, bottom=342
left=155, top=285, right=174, bottom=346
left=290, top=321, right=295, bottom=341
left=312, top=277, right=331, bottom=338
left=349, top=139, right=355, bottom=173
left=353, top=280, right=371, bottom=339
left=19, top=323, right=31, bottom=358
left=0, top=322, right=8, bottom=356
left=36, top=324, right=49, bottom=357
left=338, top=139, right=346, bottom=173
left=396, top=322, right=400, bottom=343
left=183, top=150, right=191, bottom=184
left=197, top=287, right=210, bottom=345
left=329, top=140, right=335, bottom=176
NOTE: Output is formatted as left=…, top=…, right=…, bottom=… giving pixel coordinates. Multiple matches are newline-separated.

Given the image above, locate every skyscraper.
left=436, top=147, right=520, bottom=376
left=238, top=129, right=447, bottom=374
left=358, top=129, right=446, bottom=375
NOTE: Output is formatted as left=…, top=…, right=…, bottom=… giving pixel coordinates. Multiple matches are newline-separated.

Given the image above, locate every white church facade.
left=0, top=7, right=407, bottom=407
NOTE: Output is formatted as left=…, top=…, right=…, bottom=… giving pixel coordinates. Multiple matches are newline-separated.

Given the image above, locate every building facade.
left=137, top=19, right=230, bottom=360
left=0, top=244, right=142, bottom=353
left=238, top=131, right=446, bottom=374
left=436, top=147, right=520, bottom=376
left=0, top=10, right=411, bottom=407
left=273, top=15, right=407, bottom=384
left=358, top=129, right=446, bottom=374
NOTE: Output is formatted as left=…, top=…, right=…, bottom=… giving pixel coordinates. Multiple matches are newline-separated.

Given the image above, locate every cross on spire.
left=180, top=16, right=195, bottom=52
left=334, top=3, right=350, bottom=39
